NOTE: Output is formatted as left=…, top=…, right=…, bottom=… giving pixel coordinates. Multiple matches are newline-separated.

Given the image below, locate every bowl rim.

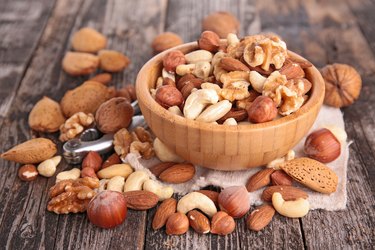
left=136, top=41, right=325, bottom=132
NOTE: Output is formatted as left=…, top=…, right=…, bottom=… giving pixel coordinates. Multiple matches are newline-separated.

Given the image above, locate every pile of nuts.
left=151, top=31, right=314, bottom=125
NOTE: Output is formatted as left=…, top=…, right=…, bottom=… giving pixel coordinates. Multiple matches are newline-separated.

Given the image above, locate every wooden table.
left=0, top=0, right=374, bottom=249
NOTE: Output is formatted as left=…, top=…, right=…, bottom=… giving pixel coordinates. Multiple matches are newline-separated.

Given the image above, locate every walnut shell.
left=95, top=97, right=134, bottom=133
left=29, top=96, right=66, bottom=132
left=202, top=12, right=240, bottom=39
left=320, top=63, right=362, bottom=108
left=60, top=81, right=112, bottom=117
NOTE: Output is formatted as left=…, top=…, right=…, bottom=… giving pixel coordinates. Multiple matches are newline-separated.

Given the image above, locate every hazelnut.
left=102, top=153, right=121, bottom=169
left=82, top=151, right=103, bottom=172
left=152, top=32, right=183, bottom=53
left=202, top=12, right=240, bottom=38
left=81, top=167, right=98, bottom=179
left=198, top=31, right=220, bottom=52
left=304, top=128, right=341, bottom=163
left=218, top=186, right=250, bottom=218
left=162, top=77, right=176, bottom=87
left=210, top=211, right=235, bottom=235
left=165, top=212, right=189, bottom=235
left=95, top=97, right=134, bottom=133
left=18, top=164, right=38, bottom=181
left=98, top=50, right=130, bottom=73
left=247, top=96, right=277, bottom=123
left=163, top=50, right=186, bottom=73
left=320, top=63, right=362, bottom=108
left=155, top=85, right=184, bottom=108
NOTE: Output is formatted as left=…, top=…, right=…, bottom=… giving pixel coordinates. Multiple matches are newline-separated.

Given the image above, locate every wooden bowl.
left=136, top=42, right=325, bottom=170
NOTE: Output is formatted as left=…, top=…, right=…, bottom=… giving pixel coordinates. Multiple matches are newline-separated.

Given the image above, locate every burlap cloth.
left=125, top=105, right=348, bottom=211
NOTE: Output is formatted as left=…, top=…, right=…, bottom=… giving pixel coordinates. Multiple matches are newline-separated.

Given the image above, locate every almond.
left=152, top=198, right=177, bottom=230
left=220, top=57, right=249, bottom=72
left=196, top=190, right=219, bottom=207
left=271, top=170, right=293, bottom=186
left=102, top=153, right=121, bottom=169
left=89, top=73, right=112, bottom=85
left=188, top=210, right=210, bottom=234
left=149, top=162, right=175, bottom=177
left=217, top=108, right=248, bottom=123
left=246, top=168, right=275, bottom=192
left=124, top=190, right=159, bottom=210
left=98, top=50, right=130, bottom=73
left=198, top=31, right=220, bottom=53
left=71, top=27, right=107, bottom=53
left=1, top=138, right=57, bottom=164
left=246, top=204, right=275, bottom=231
left=261, top=185, right=308, bottom=202
left=163, top=50, right=186, bottom=73
left=62, top=52, right=99, bottom=76
left=159, top=163, right=195, bottom=183
left=279, top=59, right=305, bottom=79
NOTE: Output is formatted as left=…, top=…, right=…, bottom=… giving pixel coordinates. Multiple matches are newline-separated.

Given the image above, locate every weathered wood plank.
left=256, top=0, right=375, bottom=249
left=0, top=0, right=57, bottom=117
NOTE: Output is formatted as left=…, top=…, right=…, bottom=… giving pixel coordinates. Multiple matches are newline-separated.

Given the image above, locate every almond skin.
left=196, top=190, right=220, bottom=207
left=246, top=168, right=275, bottom=192
left=1, top=138, right=57, bottom=164
left=152, top=198, right=177, bottom=230
left=271, top=170, right=293, bottom=186
left=124, top=190, right=159, bottom=210
left=149, top=162, right=175, bottom=177
left=102, top=153, right=121, bottom=169
left=220, top=57, right=250, bottom=72
left=246, top=204, right=275, bottom=231
left=158, top=163, right=196, bottom=183
left=261, top=185, right=308, bottom=202
left=279, top=59, right=305, bottom=79
left=188, top=210, right=210, bottom=234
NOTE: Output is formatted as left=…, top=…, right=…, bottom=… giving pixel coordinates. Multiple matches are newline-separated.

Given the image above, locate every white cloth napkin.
left=125, top=105, right=348, bottom=211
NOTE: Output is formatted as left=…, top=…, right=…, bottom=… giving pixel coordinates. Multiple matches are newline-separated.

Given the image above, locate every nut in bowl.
left=136, top=33, right=325, bottom=170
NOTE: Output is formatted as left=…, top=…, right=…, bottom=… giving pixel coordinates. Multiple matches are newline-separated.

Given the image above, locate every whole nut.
left=217, top=108, right=248, bottom=123
left=162, top=77, right=176, bottom=87
left=149, top=162, right=175, bottom=177
left=152, top=32, right=183, bottom=53
left=304, top=128, right=341, bottom=163
left=196, top=190, right=220, bottom=207
left=218, top=186, right=250, bottom=218
left=188, top=210, right=210, bottom=234
left=123, top=190, right=159, bottom=210
left=18, top=164, right=38, bottom=181
left=246, top=204, right=275, bottom=231
left=152, top=198, right=177, bottom=230
left=81, top=166, right=98, bottom=179
left=202, top=11, right=240, bottom=38
left=158, top=163, right=195, bottom=184
left=261, top=185, right=308, bottom=202
left=98, top=50, right=130, bottom=72
left=166, top=212, right=189, bottom=235
left=271, top=170, right=293, bottom=186
left=220, top=57, right=250, bottom=72
left=116, top=85, right=137, bottom=102
left=279, top=59, right=305, bottom=79
left=95, top=97, right=134, bottom=133
left=246, top=168, right=275, bottom=192
left=102, top=153, right=121, bottom=169
left=155, top=85, right=184, bottom=109
left=210, top=211, right=235, bottom=235
left=71, top=27, right=107, bottom=53
left=62, top=52, right=99, bottom=76
left=163, top=50, right=186, bottom=73
left=247, top=96, right=277, bottom=123
left=89, top=73, right=112, bottom=85
left=198, top=31, right=220, bottom=53
left=82, top=151, right=103, bottom=172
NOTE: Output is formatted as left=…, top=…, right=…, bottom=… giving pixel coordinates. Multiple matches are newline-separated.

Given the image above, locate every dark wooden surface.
left=0, top=0, right=374, bottom=249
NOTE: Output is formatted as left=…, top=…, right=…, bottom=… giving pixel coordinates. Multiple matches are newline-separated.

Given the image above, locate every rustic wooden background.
left=0, top=0, right=374, bottom=249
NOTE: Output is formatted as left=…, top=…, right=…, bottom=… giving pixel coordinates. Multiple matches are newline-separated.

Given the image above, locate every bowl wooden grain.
left=136, top=42, right=325, bottom=170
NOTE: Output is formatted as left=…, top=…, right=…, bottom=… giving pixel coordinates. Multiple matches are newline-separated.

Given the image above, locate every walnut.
left=47, top=177, right=99, bottom=214
left=129, top=141, right=154, bottom=159
left=236, top=89, right=260, bottom=109
left=59, top=112, right=94, bottom=142
left=320, top=64, right=362, bottom=108
left=243, top=35, right=287, bottom=71
left=221, top=81, right=250, bottom=101
left=227, top=34, right=268, bottom=59
left=132, top=127, right=153, bottom=143
left=262, top=71, right=305, bottom=116
left=113, top=128, right=133, bottom=158
left=220, top=71, right=249, bottom=86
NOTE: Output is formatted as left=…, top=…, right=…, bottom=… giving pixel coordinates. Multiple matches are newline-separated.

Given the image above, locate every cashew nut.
left=285, top=149, right=295, bottom=161
left=162, top=68, right=175, bottom=82
left=227, top=33, right=240, bottom=46
left=201, top=82, right=223, bottom=99
left=55, top=168, right=80, bottom=183
left=196, top=100, right=232, bottom=123
left=156, top=76, right=164, bottom=88
left=150, top=88, right=157, bottom=99
left=153, top=138, right=184, bottom=163
left=272, top=192, right=309, bottom=218
left=124, top=170, right=150, bottom=192
left=183, top=89, right=219, bottom=120
left=98, top=179, right=109, bottom=192
left=193, top=61, right=212, bottom=79
left=168, top=106, right=183, bottom=116
left=143, top=179, right=174, bottom=201
left=267, top=150, right=295, bottom=170
left=107, top=176, right=125, bottom=192
left=223, top=118, right=238, bottom=125
left=176, top=64, right=195, bottom=76
left=185, top=50, right=213, bottom=64
left=211, top=51, right=226, bottom=67
left=177, top=192, right=217, bottom=218
left=323, top=125, right=347, bottom=143
left=37, top=156, right=62, bottom=177
left=249, top=71, right=267, bottom=93
left=97, top=163, right=133, bottom=179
